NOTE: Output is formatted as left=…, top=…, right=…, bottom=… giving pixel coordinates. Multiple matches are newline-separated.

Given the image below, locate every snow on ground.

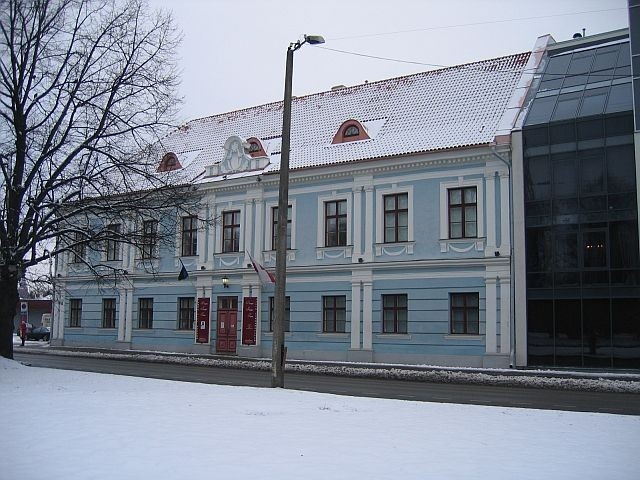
left=1, top=357, right=639, bottom=480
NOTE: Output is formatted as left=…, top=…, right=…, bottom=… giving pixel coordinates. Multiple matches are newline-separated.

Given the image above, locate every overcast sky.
left=148, top=0, right=630, bottom=123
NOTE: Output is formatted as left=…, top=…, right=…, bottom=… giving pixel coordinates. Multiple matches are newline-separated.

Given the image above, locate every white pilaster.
left=254, top=199, right=264, bottom=258
left=363, top=186, right=374, bottom=262
left=484, top=171, right=496, bottom=253
left=485, top=277, right=497, bottom=354
left=198, top=205, right=208, bottom=267
left=500, top=275, right=511, bottom=354
left=499, top=171, right=511, bottom=255
left=124, top=287, right=133, bottom=342
left=53, top=292, right=65, bottom=340
left=350, top=281, right=361, bottom=349
left=362, top=281, right=373, bottom=350
left=244, top=199, right=254, bottom=261
left=352, top=186, right=363, bottom=261
left=117, top=288, right=126, bottom=342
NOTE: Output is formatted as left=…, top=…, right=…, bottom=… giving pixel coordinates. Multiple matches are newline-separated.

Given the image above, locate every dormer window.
left=157, top=152, right=182, bottom=172
left=332, top=119, right=370, bottom=144
left=246, top=137, right=267, bottom=157
left=344, top=125, right=359, bottom=137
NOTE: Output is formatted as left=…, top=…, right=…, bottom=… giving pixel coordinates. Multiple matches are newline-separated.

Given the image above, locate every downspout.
left=491, top=145, right=516, bottom=368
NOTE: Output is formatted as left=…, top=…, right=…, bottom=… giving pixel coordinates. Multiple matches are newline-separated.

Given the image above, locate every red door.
left=216, top=297, right=238, bottom=353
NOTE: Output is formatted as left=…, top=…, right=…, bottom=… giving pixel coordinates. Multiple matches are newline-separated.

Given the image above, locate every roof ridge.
left=182, top=51, right=532, bottom=126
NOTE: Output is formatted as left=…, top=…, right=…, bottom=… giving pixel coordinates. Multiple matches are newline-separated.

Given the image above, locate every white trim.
left=316, top=192, right=352, bottom=250
left=500, top=275, right=511, bottom=354
left=351, top=281, right=361, bottom=349
left=439, top=177, right=484, bottom=243
left=375, top=185, right=414, bottom=248
left=362, top=281, right=373, bottom=349
left=264, top=199, right=296, bottom=251
left=216, top=203, right=246, bottom=254
left=499, top=171, right=511, bottom=254
left=485, top=276, right=497, bottom=354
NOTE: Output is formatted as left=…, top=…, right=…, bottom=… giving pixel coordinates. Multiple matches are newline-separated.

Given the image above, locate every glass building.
left=522, top=30, right=640, bottom=368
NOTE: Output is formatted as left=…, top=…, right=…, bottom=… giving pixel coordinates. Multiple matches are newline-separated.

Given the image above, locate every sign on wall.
left=242, top=297, right=257, bottom=346
left=196, top=298, right=210, bottom=344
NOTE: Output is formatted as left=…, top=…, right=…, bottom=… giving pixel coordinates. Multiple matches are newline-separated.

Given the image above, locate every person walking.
left=19, top=320, right=27, bottom=346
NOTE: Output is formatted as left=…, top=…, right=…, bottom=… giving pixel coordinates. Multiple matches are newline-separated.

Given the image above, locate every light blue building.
left=51, top=45, right=547, bottom=368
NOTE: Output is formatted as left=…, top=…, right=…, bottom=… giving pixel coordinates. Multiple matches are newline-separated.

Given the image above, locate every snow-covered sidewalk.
left=1, top=356, right=639, bottom=480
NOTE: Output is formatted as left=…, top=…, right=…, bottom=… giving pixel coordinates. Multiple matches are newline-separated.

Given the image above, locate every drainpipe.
left=491, top=145, right=516, bottom=368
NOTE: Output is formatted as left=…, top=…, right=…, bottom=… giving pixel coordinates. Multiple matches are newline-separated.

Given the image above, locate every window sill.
left=316, top=245, right=353, bottom=260
left=375, top=241, right=415, bottom=257
left=444, top=334, right=483, bottom=341
left=317, top=332, right=349, bottom=337
left=439, top=238, right=484, bottom=253
left=376, top=333, right=411, bottom=340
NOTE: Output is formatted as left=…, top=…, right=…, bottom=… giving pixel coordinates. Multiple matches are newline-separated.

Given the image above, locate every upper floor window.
left=450, top=293, right=479, bottom=335
left=102, top=298, right=116, bottom=329
left=223, top=210, right=241, bottom=253
left=331, top=119, right=370, bottom=144
left=269, top=296, right=290, bottom=332
left=69, top=299, right=82, bottom=327
left=70, top=231, right=86, bottom=263
left=272, top=206, right=292, bottom=250
left=448, top=187, right=477, bottom=239
left=323, top=295, right=346, bottom=333
left=181, top=216, right=198, bottom=256
left=384, top=193, right=408, bottom=243
left=325, top=200, right=347, bottom=247
left=105, top=223, right=121, bottom=261
left=382, top=294, right=408, bottom=334
left=141, top=220, right=158, bottom=259
left=246, top=137, right=267, bottom=157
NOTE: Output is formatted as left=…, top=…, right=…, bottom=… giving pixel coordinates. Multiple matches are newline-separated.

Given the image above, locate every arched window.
left=331, top=119, right=370, bottom=144
left=246, top=137, right=267, bottom=157
left=344, top=125, right=359, bottom=137
left=157, top=152, right=182, bottom=172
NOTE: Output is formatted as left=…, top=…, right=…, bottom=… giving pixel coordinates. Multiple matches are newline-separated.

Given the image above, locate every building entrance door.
left=216, top=296, right=238, bottom=354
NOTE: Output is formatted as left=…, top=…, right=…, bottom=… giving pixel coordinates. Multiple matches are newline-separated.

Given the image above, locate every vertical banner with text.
left=196, top=298, right=210, bottom=344
left=242, top=297, right=257, bottom=345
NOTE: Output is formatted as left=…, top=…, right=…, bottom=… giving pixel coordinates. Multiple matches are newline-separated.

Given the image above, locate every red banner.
left=196, top=298, right=210, bottom=344
left=242, top=297, right=257, bottom=345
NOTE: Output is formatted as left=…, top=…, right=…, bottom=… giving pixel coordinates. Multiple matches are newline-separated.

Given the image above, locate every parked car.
left=27, top=326, right=50, bottom=341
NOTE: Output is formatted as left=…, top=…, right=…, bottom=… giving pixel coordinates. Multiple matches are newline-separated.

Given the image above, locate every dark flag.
left=178, top=259, right=189, bottom=280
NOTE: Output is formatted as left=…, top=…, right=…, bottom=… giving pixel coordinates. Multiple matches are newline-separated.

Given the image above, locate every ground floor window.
left=102, top=298, right=116, bottom=329
left=450, top=293, right=479, bottom=334
left=382, top=294, right=408, bottom=334
left=138, top=298, right=153, bottom=329
left=269, top=296, right=290, bottom=332
left=70, top=299, right=82, bottom=327
left=323, top=295, right=346, bottom=333
left=178, top=297, right=195, bottom=330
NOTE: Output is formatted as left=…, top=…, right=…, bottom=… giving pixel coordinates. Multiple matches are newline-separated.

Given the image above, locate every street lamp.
left=272, top=34, right=325, bottom=388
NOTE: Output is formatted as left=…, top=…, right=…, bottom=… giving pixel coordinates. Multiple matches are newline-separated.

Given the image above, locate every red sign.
left=196, top=298, right=210, bottom=344
left=242, top=297, right=257, bottom=345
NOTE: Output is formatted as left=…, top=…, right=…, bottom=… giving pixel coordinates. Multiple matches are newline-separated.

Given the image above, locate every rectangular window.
left=269, top=296, right=290, bottom=332
left=382, top=294, right=408, bottom=334
left=450, top=293, right=479, bottom=334
left=325, top=200, right=347, bottom=247
left=323, top=295, right=346, bottom=333
left=223, top=210, right=241, bottom=253
left=71, top=231, right=86, bottom=263
left=448, top=187, right=477, bottom=239
left=383, top=193, right=408, bottom=243
left=105, top=224, right=121, bottom=261
left=102, top=298, right=116, bottom=329
left=271, top=206, right=292, bottom=250
left=141, top=220, right=158, bottom=259
left=69, top=299, right=82, bottom=327
left=181, top=216, right=198, bottom=257
left=138, top=298, right=154, bottom=329
left=178, top=297, right=194, bottom=330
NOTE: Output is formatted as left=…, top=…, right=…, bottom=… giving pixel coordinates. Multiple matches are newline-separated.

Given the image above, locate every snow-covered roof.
left=159, top=52, right=531, bottom=180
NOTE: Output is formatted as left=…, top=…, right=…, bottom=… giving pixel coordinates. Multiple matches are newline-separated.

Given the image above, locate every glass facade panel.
left=605, top=82, right=632, bottom=113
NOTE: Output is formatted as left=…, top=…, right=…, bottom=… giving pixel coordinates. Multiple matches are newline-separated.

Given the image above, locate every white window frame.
left=316, top=193, right=352, bottom=248
left=440, top=177, right=484, bottom=241
left=264, top=199, right=296, bottom=251
left=375, top=185, right=414, bottom=244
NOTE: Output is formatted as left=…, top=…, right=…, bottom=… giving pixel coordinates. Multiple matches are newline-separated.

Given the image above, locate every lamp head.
left=304, top=34, right=325, bottom=45
left=222, top=275, right=229, bottom=288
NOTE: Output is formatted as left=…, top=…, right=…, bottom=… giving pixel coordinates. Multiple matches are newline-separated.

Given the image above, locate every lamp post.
left=272, top=34, right=324, bottom=388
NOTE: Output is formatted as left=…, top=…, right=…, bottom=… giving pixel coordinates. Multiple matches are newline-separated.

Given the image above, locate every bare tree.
left=0, top=0, right=195, bottom=359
